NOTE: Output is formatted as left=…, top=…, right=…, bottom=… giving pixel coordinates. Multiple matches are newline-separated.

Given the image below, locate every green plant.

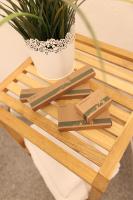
left=0, top=0, right=85, bottom=40
left=0, top=0, right=102, bottom=70
left=0, top=0, right=132, bottom=75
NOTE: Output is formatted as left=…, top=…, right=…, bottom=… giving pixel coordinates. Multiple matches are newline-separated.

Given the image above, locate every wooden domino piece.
left=20, top=82, right=92, bottom=102
left=76, top=89, right=112, bottom=122
left=58, top=104, right=112, bottom=131
left=28, top=66, right=95, bottom=110
left=59, top=82, right=92, bottom=99
left=20, top=88, right=45, bottom=102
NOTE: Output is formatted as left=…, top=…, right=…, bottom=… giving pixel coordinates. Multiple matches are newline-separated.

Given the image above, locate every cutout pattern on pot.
left=25, top=32, right=75, bottom=55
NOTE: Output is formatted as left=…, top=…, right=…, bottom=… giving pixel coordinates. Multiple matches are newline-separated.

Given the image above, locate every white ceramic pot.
left=26, top=27, right=75, bottom=80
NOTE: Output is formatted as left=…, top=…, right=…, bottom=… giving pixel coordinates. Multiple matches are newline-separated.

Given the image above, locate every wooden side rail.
left=0, top=34, right=133, bottom=200
left=0, top=108, right=97, bottom=186
left=88, top=112, right=133, bottom=200
left=0, top=58, right=32, bottom=92
left=99, top=112, right=133, bottom=180
left=76, top=34, right=133, bottom=70
left=76, top=34, right=133, bottom=62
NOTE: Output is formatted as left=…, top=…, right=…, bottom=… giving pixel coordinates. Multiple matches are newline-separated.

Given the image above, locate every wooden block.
left=76, top=90, right=112, bottom=122
left=20, top=88, right=45, bottom=102
left=20, top=82, right=92, bottom=102
left=58, top=104, right=112, bottom=131
left=28, top=66, right=95, bottom=110
left=59, top=82, right=92, bottom=99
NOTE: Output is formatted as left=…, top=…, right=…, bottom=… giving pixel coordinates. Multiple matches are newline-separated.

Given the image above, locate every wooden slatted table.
left=0, top=34, right=133, bottom=200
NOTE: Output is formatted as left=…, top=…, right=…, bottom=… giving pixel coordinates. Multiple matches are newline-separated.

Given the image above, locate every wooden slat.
left=55, top=98, right=130, bottom=124
left=42, top=103, right=116, bottom=151
left=26, top=65, right=43, bottom=78
left=76, top=51, right=133, bottom=83
left=89, top=79, right=133, bottom=111
left=75, top=61, right=133, bottom=95
left=99, top=112, right=133, bottom=179
left=26, top=64, right=133, bottom=109
left=42, top=101, right=123, bottom=138
left=18, top=60, right=133, bottom=111
left=94, top=69, right=133, bottom=95
left=20, top=65, right=53, bottom=86
left=75, top=40, right=133, bottom=71
left=0, top=108, right=97, bottom=185
left=76, top=34, right=133, bottom=62
left=7, top=82, right=21, bottom=96
left=0, top=58, right=32, bottom=91
left=6, top=74, right=131, bottom=125
left=79, top=130, right=115, bottom=151
left=109, top=105, right=130, bottom=123
left=26, top=65, right=53, bottom=85
left=106, top=121, right=123, bottom=137
left=5, top=79, right=124, bottom=141
left=0, top=92, right=106, bottom=166
left=25, top=65, right=61, bottom=87
left=0, top=36, right=132, bottom=195
left=17, top=73, right=46, bottom=88
left=15, top=64, right=133, bottom=112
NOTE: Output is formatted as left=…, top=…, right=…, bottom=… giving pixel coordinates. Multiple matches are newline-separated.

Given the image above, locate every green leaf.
left=0, top=12, right=42, bottom=27
left=6, top=0, right=22, bottom=11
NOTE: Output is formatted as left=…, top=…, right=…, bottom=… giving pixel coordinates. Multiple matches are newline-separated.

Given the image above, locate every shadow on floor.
left=0, top=128, right=133, bottom=200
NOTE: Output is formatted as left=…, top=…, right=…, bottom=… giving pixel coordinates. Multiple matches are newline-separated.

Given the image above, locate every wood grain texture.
left=74, top=61, right=133, bottom=110
left=58, top=104, right=112, bottom=131
left=7, top=82, right=21, bottom=96
left=17, top=73, right=45, bottom=88
left=0, top=108, right=97, bottom=185
left=89, top=79, right=133, bottom=110
left=75, top=38, right=133, bottom=71
left=79, top=129, right=115, bottom=151
left=76, top=90, right=112, bottom=122
left=42, top=102, right=117, bottom=151
left=22, top=59, right=133, bottom=110
left=75, top=61, right=133, bottom=95
left=105, top=121, right=123, bottom=137
left=0, top=57, right=32, bottom=92
left=109, top=104, right=130, bottom=122
left=19, top=82, right=91, bottom=101
left=0, top=92, right=106, bottom=166
left=0, top=34, right=133, bottom=200
left=99, top=112, right=133, bottom=179
left=43, top=98, right=128, bottom=125
left=88, top=187, right=103, bottom=200
left=76, top=34, right=133, bottom=62
left=28, top=66, right=95, bottom=110
left=76, top=51, right=133, bottom=83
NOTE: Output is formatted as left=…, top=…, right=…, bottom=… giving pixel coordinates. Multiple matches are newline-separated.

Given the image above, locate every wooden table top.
left=0, top=34, right=133, bottom=194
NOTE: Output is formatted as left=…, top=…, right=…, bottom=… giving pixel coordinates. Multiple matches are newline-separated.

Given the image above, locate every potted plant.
left=0, top=0, right=87, bottom=80
left=1, top=0, right=130, bottom=80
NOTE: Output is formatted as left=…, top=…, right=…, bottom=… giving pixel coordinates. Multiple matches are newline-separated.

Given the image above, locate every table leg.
left=131, top=139, right=133, bottom=153
left=88, top=187, right=103, bottom=200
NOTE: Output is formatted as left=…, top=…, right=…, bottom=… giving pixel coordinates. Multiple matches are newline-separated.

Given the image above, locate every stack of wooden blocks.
left=20, top=66, right=112, bottom=132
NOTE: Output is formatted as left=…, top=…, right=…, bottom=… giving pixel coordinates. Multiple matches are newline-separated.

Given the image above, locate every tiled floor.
left=0, top=128, right=133, bottom=200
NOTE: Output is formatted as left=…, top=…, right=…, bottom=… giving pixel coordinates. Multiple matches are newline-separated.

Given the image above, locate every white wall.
left=0, top=0, right=133, bottom=82
left=76, top=0, right=133, bottom=50
left=0, top=24, right=28, bottom=82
